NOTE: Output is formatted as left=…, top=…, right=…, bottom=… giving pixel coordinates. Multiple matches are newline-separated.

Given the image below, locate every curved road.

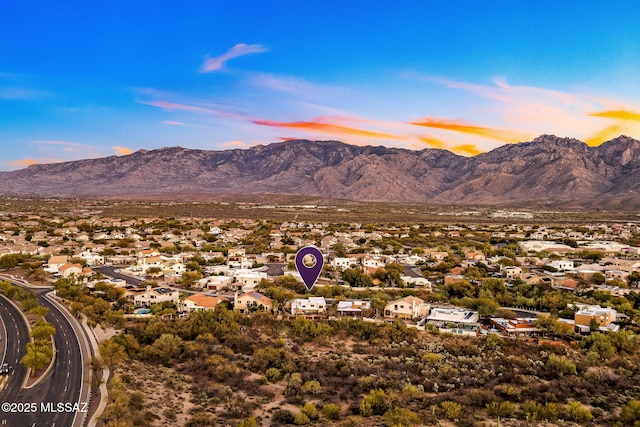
left=0, top=284, right=87, bottom=427
left=0, top=295, right=30, bottom=401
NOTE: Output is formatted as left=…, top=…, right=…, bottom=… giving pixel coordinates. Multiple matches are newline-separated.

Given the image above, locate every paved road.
left=0, top=295, right=30, bottom=404
left=0, top=285, right=87, bottom=427
left=97, top=266, right=142, bottom=286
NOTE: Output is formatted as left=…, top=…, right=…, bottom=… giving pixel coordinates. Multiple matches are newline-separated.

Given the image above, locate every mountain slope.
left=1, top=136, right=639, bottom=207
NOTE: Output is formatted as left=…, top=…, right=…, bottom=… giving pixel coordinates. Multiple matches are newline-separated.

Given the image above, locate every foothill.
left=1, top=200, right=640, bottom=426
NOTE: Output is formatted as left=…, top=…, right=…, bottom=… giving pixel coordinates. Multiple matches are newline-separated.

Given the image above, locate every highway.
left=0, top=295, right=30, bottom=403
left=0, top=283, right=88, bottom=427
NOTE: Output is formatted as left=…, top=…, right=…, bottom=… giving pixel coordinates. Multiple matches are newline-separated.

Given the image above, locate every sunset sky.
left=1, top=1, right=640, bottom=170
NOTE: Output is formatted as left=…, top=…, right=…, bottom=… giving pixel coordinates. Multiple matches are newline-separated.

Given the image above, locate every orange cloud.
left=589, top=109, right=640, bottom=121
left=586, top=109, right=640, bottom=146
left=221, top=141, right=247, bottom=148
left=113, top=146, right=133, bottom=155
left=10, top=158, right=62, bottom=167
left=452, top=144, right=482, bottom=156
left=253, top=119, right=405, bottom=141
left=417, top=136, right=446, bottom=149
left=409, top=117, right=528, bottom=143
left=201, top=43, right=268, bottom=72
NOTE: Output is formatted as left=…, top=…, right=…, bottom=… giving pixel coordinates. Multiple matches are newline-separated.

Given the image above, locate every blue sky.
left=1, top=1, right=640, bottom=170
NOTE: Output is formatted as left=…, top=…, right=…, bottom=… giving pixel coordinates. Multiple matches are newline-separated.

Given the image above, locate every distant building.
left=134, top=287, right=180, bottom=307
left=574, top=304, right=618, bottom=332
left=427, top=307, right=479, bottom=325
left=384, top=296, right=429, bottom=320
left=180, top=294, right=227, bottom=312
left=234, top=291, right=272, bottom=313
left=337, top=300, right=371, bottom=317
left=291, top=297, right=327, bottom=315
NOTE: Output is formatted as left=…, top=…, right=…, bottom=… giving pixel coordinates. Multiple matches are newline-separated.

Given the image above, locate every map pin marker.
left=295, top=246, right=324, bottom=291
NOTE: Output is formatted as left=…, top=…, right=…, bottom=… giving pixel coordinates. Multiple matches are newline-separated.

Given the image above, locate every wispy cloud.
left=409, top=117, right=529, bottom=143
left=221, top=140, right=247, bottom=148
left=452, top=144, right=482, bottom=156
left=249, top=73, right=349, bottom=100
left=164, top=120, right=188, bottom=126
left=113, top=146, right=133, bottom=155
left=10, top=157, right=63, bottom=167
left=417, top=136, right=446, bottom=149
left=34, top=140, right=95, bottom=149
left=201, top=43, right=268, bottom=73
left=408, top=73, right=640, bottom=146
left=139, top=99, right=245, bottom=119
left=586, top=109, right=640, bottom=146
left=253, top=118, right=405, bottom=141
left=590, top=109, right=640, bottom=121
left=0, top=87, right=50, bottom=100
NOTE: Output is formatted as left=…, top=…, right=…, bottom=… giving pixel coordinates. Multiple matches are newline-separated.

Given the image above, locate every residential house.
left=180, top=294, right=227, bottom=312
left=427, top=307, right=480, bottom=325
left=502, top=266, right=522, bottom=279
left=574, top=305, right=618, bottom=332
left=134, top=286, right=180, bottom=307
left=332, top=257, right=354, bottom=271
left=384, top=296, right=429, bottom=320
left=45, top=255, right=69, bottom=274
left=234, top=292, right=272, bottom=313
left=77, top=250, right=105, bottom=266
left=59, top=263, right=85, bottom=279
left=337, top=300, right=371, bottom=317
left=490, top=317, right=539, bottom=338
left=291, top=297, right=327, bottom=315
left=548, top=260, right=574, bottom=272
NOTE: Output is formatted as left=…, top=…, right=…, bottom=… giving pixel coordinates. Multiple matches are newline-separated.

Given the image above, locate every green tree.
left=30, top=321, right=56, bottom=341
left=99, top=339, right=128, bottom=368
left=21, top=341, right=53, bottom=373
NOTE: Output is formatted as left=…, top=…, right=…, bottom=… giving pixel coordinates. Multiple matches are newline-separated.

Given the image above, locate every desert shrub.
left=544, top=353, right=576, bottom=377
left=441, top=401, right=463, bottom=420
left=619, top=400, right=640, bottom=426
left=486, top=401, right=515, bottom=418
left=383, top=408, right=422, bottom=427
left=322, top=403, right=341, bottom=420
left=266, top=367, right=282, bottom=382
left=293, top=412, right=310, bottom=425
left=273, top=409, right=295, bottom=424
left=564, top=400, right=593, bottom=423
left=301, top=403, right=319, bottom=421
left=520, top=400, right=545, bottom=422
left=301, top=380, right=322, bottom=395
left=359, top=389, right=399, bottom=416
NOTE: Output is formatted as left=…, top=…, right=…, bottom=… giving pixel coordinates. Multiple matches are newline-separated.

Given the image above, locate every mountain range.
left=2, top=135, right=640, bottom=208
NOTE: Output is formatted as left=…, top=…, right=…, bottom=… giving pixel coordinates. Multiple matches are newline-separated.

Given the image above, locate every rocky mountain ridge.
left=1, top=135, right=639, bottom=208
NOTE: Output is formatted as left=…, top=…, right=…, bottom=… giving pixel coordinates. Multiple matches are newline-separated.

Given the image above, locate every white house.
left=133, top=286, right=180, bottom=307
left=384, top=296, right=429, bottom=320
left=77, top=250, right=105, bottom=266
left=427, top=307, right=479, bottom=325
left=291, top=297, right=327, bottom=315
left=331, top=257, right=354, bottom=271
left=548, top=260, right=575, bottom=271
left=44, top=255, right=69, bottom=274
left=401, top=276, right=433, bottom=290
